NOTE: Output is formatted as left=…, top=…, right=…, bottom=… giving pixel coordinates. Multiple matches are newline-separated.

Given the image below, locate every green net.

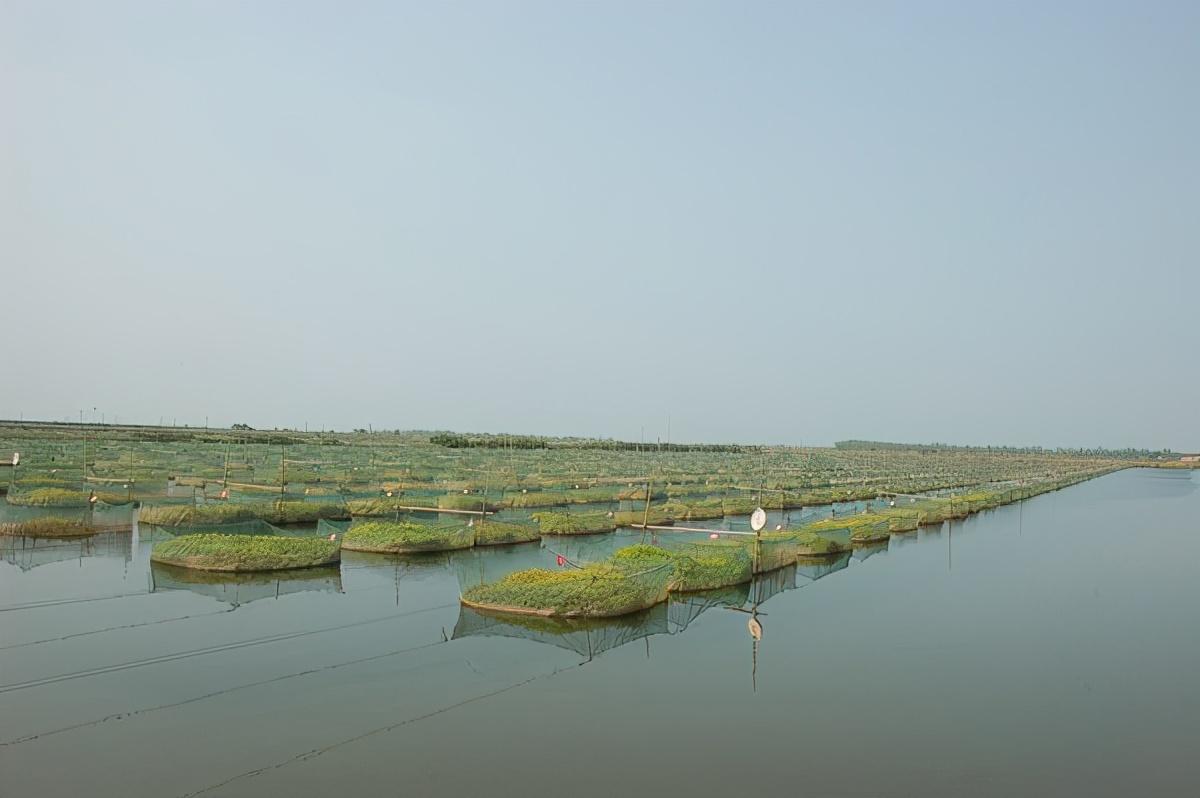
left=316, top=518, right=352, bottom=536
left=659, top=540, right=753, bottom=591
left=745, top=532, right=807, bottom=574
left=151, top=519, right=293, bottom=538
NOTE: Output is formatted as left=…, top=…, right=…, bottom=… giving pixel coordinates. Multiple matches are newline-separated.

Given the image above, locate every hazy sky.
left=2, top=1, right=1197, bottom=449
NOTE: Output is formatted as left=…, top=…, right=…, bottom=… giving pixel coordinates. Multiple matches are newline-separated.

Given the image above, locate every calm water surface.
left=2, top=468, right=1198, bottom=797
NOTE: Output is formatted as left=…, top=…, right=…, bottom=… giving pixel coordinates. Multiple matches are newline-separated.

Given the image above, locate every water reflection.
left=453, top=603, right=671, bottom=660
left=1, top=531, right=132, bottom=571
left=149, top=562, right=343, bottom=607
left=852, top=542, right=888, bottom=562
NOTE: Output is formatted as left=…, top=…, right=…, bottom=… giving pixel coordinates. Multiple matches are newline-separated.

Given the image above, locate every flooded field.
left=2, top=468, right=1198, bottom=797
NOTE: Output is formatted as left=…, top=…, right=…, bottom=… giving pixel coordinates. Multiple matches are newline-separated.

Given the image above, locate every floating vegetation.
left=150, top=534, right=341, bottom=572
left=461, top=545, right=673, bottom=618
left=341, top=520, right=475, bottom=553
left=138, top=500, right=348, bottom=527
left=472, top=520, right=540, bottom=547
left=533, top=511, right=616, bottom=535
left=0, top=517, right=94, bottom=538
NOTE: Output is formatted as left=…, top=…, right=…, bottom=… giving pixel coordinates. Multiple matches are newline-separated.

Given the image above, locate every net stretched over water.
left=146, top=519, right=297, bottom=538
left=150, top=561, right=343, bottom=606
left=746, top=532, right=808, bottom=574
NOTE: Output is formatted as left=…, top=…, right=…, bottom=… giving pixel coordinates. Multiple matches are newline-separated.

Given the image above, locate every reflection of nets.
left=659, top=540, right=753, bottom=591
left=1, top=531, right=131, bottom=571
left=150, top=561, right=343, bottom=605
left=747, top=564, right=798, bottom=606
left=795, top=552, right=851, bottom=583
left=453, top=603, right=670, bottom=658
left=853, top=542, right=888, bottom=562
left=667, top=583, right=750, bottom=631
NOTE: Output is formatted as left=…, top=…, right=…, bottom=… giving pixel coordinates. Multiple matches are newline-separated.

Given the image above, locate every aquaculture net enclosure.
left=340, top=519, right=476, bottom=553
left=471, top=519, right=540, bottom=546
left=659, top=539, right=754, bottom=591
left=461, top=551, right=674, bottom=618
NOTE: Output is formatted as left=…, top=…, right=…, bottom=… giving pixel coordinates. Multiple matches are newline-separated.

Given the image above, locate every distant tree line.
left=429, top=432, right=749, bottom=453
left=835, top=440, right=1173, bottom=458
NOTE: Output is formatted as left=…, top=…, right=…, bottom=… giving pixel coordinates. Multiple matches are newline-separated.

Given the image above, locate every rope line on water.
left=0, top=602, right=456, bottom=695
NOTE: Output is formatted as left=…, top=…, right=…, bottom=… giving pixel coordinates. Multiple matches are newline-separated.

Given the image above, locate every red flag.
left=556, top=554, right=565, bottom=567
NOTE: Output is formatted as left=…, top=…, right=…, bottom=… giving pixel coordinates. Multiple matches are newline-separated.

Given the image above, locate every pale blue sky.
left=2, top=1, right=1196, bottom=449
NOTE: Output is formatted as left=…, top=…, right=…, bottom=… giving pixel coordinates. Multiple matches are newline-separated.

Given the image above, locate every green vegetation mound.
left=533, top=511, right=616, bottom=535
left=150, top=534, right=340, bottom=572
left=7, top=488, right=104, bottom=507
left=0, top=517, right=94, bottom=538
left=461, top=544, right=672, bottom=618
left=346, top=496, right=436, bottom=516
left=666, top=542, right=754, bottom=591
left=139, top=500, right=347, bottom=527
left=803, top=513, right=891, bottom=544
left=472, top=520, right=540, bottom=546
left=341, top=520, right=475, bottom=553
